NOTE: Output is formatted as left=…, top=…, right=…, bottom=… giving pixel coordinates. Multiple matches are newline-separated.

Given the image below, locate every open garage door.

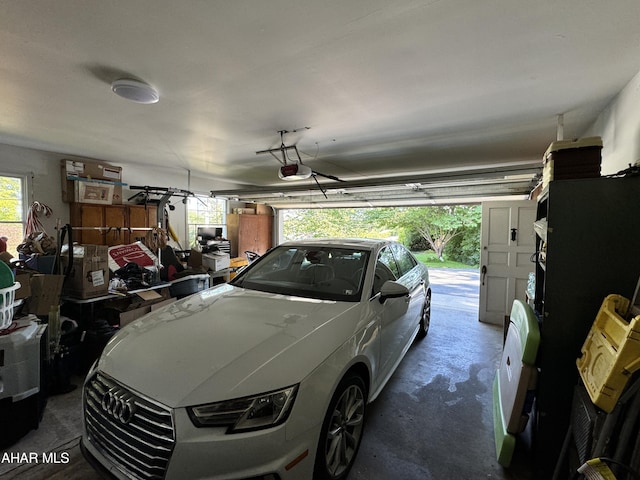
left=479, top=200, right=536, bottom=325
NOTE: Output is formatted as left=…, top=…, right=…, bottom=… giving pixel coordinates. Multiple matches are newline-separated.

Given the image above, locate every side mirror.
left=379, top=280, right=409, bottom=303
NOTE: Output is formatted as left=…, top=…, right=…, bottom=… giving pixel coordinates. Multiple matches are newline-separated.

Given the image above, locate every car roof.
left=278, top=238, right=389, bottom=250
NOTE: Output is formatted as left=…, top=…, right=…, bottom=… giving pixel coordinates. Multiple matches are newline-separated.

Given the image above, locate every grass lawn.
left=413, top=251, right=478, bottom=270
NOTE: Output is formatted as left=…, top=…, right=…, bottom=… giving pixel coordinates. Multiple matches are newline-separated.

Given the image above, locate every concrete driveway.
left=428, top=267, right=480, bottom=313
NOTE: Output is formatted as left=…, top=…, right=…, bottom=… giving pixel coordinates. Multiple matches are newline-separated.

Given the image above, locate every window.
left=187, top=196, right=226, bottom=246
left=373, top=247, right=399, bottom=296
left=0, top=175, right=26, bottom=257
left=390, top=243, right=417, bottom=276
left=377, top=247, right=400, bottom=278
left=234, top=245, right=368, bottom=302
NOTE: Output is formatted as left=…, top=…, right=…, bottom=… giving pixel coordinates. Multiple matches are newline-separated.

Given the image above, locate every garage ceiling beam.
left=210, top=162, right=542, bottom=208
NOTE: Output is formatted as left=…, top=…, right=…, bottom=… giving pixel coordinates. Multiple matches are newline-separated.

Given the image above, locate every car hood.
left=97, top=284, right=362, bottom=407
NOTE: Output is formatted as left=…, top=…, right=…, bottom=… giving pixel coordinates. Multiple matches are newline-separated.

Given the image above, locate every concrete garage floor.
left=1, top=268, right=533, bottom=479
left=350, top=268, right=533, bottom=480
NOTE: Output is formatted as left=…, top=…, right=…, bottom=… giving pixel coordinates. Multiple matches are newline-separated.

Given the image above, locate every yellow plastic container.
left=577, top=294, right=640, bottom=413
left=229, top=257, right=249, bottom=279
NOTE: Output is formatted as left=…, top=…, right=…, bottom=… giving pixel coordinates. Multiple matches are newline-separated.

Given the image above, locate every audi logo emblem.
left=101, top=387, right=137, bottom=424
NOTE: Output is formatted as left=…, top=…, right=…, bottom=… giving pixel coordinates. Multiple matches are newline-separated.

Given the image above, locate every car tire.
left=314, top=373, right=367, bottom=480
left=416, top=290, right=431, bottom=339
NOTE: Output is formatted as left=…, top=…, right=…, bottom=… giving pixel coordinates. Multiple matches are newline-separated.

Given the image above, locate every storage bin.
left=0, top=316, right=48, bottom=448
left=577, top=294, right=640, bottom=412
left=542, top=136, right=602, bottom=188
left=0, top=282, right=20, bottom=329
left=169, top=274, right=210, bottom=298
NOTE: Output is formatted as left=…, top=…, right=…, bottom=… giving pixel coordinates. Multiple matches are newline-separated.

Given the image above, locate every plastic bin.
left=0, top=317, right=48, bottom=449
left=577, top=294, right=640, bottom=413
left=0, top=282, right=20, bottom=329
left=169, top=274, right=210, bottom=298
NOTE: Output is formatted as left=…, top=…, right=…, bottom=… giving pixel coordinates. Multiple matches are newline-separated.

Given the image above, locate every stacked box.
left=61, top=245, right=109, bottom=299
left=542, top=136, right=602, bottom=189
left=577, top=294, right=640, bottom=413
left=60, top=159, right=124, bottom=204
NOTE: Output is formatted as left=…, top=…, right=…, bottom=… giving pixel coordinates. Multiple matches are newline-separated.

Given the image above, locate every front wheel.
left=416, top=290, right=431, bottom=339
left=314, top=374, right=367, bottom=480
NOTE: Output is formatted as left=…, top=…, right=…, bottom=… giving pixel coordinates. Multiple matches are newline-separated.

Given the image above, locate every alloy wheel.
left=323, top=382, right=365, bottom=478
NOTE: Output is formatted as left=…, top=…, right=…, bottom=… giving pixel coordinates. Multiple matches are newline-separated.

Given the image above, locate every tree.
left=386, top=206, right=481, bottom=261
left=282, top=208, right=392, bottom=240
left=281, top=205, right=481, bottom=266
left=0, top=176, right=22, bottom=221
left=0, top=176, right=25, bottom=255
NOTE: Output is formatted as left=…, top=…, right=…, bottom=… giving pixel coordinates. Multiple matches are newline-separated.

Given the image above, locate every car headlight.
left=187, top=385, right=298, bottom=433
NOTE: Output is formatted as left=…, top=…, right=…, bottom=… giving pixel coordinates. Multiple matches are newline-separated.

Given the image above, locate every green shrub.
left=444, top=227, right=480, bottom=266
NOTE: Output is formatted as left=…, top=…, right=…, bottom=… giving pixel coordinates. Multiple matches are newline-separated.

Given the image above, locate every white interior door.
left=479, top=200, right=536, bottom=325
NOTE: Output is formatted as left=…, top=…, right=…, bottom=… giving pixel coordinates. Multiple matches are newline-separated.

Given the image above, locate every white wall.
left=0, top=143, right=69, bottom=236
left=586, top=68, right=640, bottom=175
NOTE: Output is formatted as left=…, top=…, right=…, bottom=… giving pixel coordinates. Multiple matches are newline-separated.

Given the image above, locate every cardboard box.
left=23, top=275, right=64, bottom=316
left=61, top=245, right=109, bottom=299
left=108, top=242, right=158, bottom=271
left=74, top=181, right=114, bottom=205
left=233, top=208, right=256, bottom=214
left=62, top=159, right=122, bottom=182
left=115, top=289, right=174, bottom=327
left=62, top=178, right=123, bottom=204
left=61, top=159, right=124, bottom=204
left=14, top=273, right=32, bottom=300
left=542, top=136, right=602, bottom=188
left=203, top=252, right=230, bottom=271
left=256, top=204, right=273, bottom=215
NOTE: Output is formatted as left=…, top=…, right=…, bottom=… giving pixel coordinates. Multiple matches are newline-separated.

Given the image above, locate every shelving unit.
left=69, top=204, right=158, bottom=246
left=531, top=176, right=640, bottom=478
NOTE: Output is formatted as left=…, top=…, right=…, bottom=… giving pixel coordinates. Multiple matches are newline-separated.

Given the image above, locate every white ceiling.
left=2, top=1, right=640, bottom=207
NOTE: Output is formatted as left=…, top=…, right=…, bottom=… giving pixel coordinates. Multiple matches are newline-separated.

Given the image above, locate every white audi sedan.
left=81, top=239, right=431, bottom=480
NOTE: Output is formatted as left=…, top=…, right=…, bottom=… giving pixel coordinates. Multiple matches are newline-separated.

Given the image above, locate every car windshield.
left=231, top=245, right=370, bottom=302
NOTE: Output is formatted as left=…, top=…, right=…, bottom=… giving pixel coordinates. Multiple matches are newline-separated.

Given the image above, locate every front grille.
left=84, top=371, right=175, bottom=480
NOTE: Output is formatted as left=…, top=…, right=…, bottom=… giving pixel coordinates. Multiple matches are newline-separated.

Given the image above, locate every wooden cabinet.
left=531, top=176, right=640, bottom=478
left=70, top=204, right=158, bottom=246
left=226, top=214, right=273, bottom=257
left=128, top=205, right=159, bottom=242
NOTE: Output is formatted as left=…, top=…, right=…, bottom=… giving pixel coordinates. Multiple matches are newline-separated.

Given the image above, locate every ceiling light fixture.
left=278, top=163, right=312, bottom=181
left=111, top=78, right=159, bottom=104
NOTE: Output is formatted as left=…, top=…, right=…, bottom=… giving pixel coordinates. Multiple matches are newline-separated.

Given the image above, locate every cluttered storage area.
left=0, top=158, right=271, bottom=448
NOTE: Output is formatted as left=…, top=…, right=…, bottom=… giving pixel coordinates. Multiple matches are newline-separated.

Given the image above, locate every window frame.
left=0, top=173, right=28, bottom=256
left=390, top=243, right=418, bottom=277
left=186, top=196, right=227, bottom=247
